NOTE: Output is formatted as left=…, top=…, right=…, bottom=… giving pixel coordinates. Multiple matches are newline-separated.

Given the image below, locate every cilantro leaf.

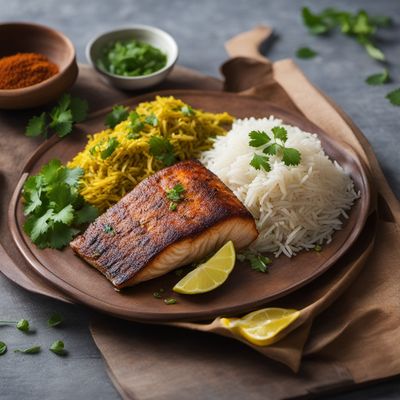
left=15, top=346, right=41, bottom=354
left=48, top=224, right=79, bottom=249
left=24, top=209, right=54, bottom=242
left=145, top=113, right=158, bottom=127
left=249, top=130, right=270, bottom=147
left=181, top=105, right=195, bottom=116
left=105, top=105, right=129, bottom=128
left=51, top=204, right=75, bottom=225
left=386, top=88, right=400, bottom=106
left=365, top=69, right=390, bottom=85
left=50, top=340, right=66, bottom=356
left=282, top=147, right=301, bottom=166
left=57, top=94, right=71, bottom=112
left=271, top=126, right=288, bottom=142
left=263, top=143, right=281, bottom=156
left=250, top=154, right=271, bottom=171
left=50, top=109, right=73, bottom=138
left=296, top=47, right=318, bottom=59
left=129, top=111, right=144, bottom=134
left=48, top=313, right=63, bottom=327
left=70, top=97, right=89, bottom=123
left=302, top=7, right=331, bottom=35
left=74, top=203, right=99, bottom=225
left=362, top=40, right=385, bottom=61
left=239, top=250, right=272, bottom=273
left=0, top=342, right=7, bottom=356
left=41, top=159, right=62, bottom=186
left=149, top=136, right=176, bottom=166
left=63, top=167, right=84, bottom=187
left=25, top=113, right=47, bottom=137
left=100, top=137, right=119, bottom=159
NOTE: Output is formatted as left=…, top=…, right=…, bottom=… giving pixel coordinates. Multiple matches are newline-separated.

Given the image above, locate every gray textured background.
left=0, top=0, right=399, bottom=399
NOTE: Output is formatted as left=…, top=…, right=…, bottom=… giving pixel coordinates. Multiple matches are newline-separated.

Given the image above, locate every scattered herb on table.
left=50, top=340, right=66, bottom=356
left=149, top=136, right=176, bottom=166
left=97, top=39, right=167, bottom=77
left=22, top=159, right=99, bottom=249
left=301, top=7, right=391, bottom=61
left=386, top=88, right=400, bottom=106
left=26, top=94, right=88, bottom=138
left=365, top=69, right=390, bottom=85
left=105, top=105, right=129, bottom=128
left=14, top=345, right=41, bottom=354
left=164, top=298, right=177, bottom=305
left=296, top=47, right=318, bottom=59
left=48, top=313, right=63, bottom=328
left=237, top=250, right=272, bottom=273
left=0, top=319, right=30, bottom=332
left=166, top=183, right=185, bottom=211
left=249, top=127, right=301, bottom=172
left=0, top=342, right=7, bottom=355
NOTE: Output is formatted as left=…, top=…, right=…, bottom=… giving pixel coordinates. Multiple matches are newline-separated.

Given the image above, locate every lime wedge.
left=173, top=241, right=236, bottom=294
left=221, top=308, right=300, bottom=346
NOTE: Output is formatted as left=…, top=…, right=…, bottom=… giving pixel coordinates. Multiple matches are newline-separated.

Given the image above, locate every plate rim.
left=8, top=89, right=372, bottom=322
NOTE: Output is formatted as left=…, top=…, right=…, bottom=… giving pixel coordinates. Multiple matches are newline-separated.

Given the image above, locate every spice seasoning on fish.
left=0, top=52, right=58, bottom=89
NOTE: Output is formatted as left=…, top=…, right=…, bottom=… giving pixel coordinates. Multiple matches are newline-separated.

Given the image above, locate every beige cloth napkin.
left=89, top=27, right=400, bottom=398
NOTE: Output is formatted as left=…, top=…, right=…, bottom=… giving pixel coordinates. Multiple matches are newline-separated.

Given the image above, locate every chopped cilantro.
left=365, top=69, right=390, bottom=85
left=386, top=88, right=400, bottom=106
left=238, top=250, right=272, bottom=273
left=145, top=113, right=158, bottom=127
left=250, top=154, right=271, bottom=171
left=181, top=105, right=195, bottom=117
left=103, top=224, right=115, bottom=235
left=100, top=137, right=119, bottom=159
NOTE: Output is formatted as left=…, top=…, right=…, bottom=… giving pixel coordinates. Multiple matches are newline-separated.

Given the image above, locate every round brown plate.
left=9, top=90, right=371, bottom=322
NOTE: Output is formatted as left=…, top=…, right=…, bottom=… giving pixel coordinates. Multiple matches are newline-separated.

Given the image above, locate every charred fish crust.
left=70, top=160, right=258, bottom=288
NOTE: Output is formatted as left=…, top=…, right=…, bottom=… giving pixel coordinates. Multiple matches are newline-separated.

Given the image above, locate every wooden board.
left=8, top=90, right=371, bottom=322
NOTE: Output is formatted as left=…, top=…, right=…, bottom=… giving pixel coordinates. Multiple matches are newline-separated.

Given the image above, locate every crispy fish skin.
left=70, top=160, right=258, bottom=288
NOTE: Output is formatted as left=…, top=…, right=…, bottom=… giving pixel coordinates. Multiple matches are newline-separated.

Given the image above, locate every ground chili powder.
left=0, top=52, right=59, bottom=89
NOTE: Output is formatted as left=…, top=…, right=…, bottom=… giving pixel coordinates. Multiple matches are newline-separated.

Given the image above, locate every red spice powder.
left=0, top=52, right=59, bottom=90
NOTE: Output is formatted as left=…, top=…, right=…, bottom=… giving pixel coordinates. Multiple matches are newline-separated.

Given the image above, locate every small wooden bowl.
left=0, top=22, right=78, bottom=109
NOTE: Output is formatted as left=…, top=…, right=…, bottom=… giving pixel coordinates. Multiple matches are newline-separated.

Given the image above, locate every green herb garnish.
left=164, top=298, right=177, bottom=305
left=145, top=113, right=158, bottom=127
left=48, top=313, right=63, bottom=327
left=15, top=345, right=41, bottom=354
left=105, top=105, right=129, bottom=128
left=153, top=291, right=162, bottom=299
left=0, top=342, right=7, bottom=355
left=365, top=69, right=390, bottom=85
left=0, top=319, right=30, bottom=332
left=100, top=137, right=119, bottom=159
left=129, top=111, right=144, bottom=136
left=22, top=159, right=99, bottom=249
left=149, top=136, right=176, bottom=166
left=249, top=127, right=301, bottom=171
left=296, top=47, right=318, bottom=59
left=238, top=250, right=272, bottom=273
left=97, top=39, right=167, bottom=77
left=181, top=105, right=195, bottom=117
left=26, top=94, right=88, bottom=138
left=166, top=184, right=185, bottom=211
left=50, top=340, right=66, bottom=356
left=103, top=224, right=115, bottom=235
left=386, top=88, right=400, bottom=106
left=301, top=7, right=391, bottom=61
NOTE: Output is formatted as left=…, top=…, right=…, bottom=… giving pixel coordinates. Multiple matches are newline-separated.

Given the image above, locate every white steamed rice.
left=201, top=116, right=359, bottom=257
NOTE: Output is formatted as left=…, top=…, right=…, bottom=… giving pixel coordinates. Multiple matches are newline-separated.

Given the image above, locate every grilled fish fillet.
left=70, top=160, right=258, bottom=288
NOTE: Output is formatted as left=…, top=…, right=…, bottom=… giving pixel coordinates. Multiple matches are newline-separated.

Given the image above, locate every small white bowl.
left=86, top=25, right=178, bottom=90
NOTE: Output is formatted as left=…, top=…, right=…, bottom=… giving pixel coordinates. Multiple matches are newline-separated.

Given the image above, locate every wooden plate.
left=9, top=90, right=371, bottom=322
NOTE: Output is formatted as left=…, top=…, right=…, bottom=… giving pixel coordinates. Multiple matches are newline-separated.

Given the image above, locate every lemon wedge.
left=221, top=308, right=300, bottom=346
left=173, top=241, right=236, bottom=294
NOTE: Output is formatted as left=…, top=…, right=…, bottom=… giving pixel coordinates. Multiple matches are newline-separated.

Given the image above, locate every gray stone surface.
left=0, top=0, right=399, bottom=399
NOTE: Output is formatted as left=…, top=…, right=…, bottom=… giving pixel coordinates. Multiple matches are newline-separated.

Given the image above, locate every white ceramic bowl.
left=86, top=25, right=178, bottom=90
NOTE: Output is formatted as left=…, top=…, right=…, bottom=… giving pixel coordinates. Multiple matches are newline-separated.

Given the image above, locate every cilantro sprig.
left=249, top=127, right=301, bottom=172
left=365, top=69, right=390, bottom=85
left=301, top=7, right=391, bottom=62
left=386, top=88, right=400, bottom=106
left=237, top=250, right=272, bottom=273
left=296, top=47, right=318, bottom=59
left=26, top=94, right=88, bottom=138
left=105, top=105, right=129, bottom=128
left=22, top=159, right=99, bottom=249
